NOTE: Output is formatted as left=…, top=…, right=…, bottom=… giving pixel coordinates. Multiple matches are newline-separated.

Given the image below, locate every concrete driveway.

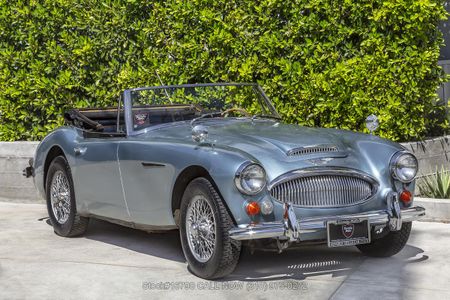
left=0, top=202, right=449, bottom=300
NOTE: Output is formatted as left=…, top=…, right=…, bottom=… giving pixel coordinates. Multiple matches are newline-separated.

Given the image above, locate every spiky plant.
left=419, top=167, right=450, bottom=199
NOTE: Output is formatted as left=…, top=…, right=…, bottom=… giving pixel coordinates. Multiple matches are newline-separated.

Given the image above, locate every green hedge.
left=0, top=0, right=448, bottom=141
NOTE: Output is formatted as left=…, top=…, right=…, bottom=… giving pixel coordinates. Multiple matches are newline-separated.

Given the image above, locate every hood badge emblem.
left=307, top=157, right=334, bottom=166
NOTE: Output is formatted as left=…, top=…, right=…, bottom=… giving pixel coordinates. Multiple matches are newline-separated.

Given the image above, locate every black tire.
left=179, top=177, right=241, bottom=279
left=46, top=155, right=89, bottom=237
left=357, top=222, right=412, bottom=257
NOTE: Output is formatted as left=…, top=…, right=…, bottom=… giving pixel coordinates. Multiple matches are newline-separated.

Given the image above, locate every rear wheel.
left=179, top=177, right=241, bottom=279
left=46, top=156, right=89, bottom=237
left=357, top=222, right=412, bottom=257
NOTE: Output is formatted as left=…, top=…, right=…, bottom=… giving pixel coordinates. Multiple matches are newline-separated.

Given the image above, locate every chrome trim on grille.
left=268, top=168, right=379, bottom=208
left=287, top=144, right=338, bottom=156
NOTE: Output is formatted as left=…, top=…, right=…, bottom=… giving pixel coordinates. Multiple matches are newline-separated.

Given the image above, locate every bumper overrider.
left=229, top=192, right=425, bottom=241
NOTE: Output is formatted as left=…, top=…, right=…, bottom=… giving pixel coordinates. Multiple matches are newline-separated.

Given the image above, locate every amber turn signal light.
left=400, top=190, right=412, bottom=204
left=245, top=201, right=260, bottom=216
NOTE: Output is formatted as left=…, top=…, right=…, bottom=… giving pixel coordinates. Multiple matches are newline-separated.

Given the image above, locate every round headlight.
left=235, top=162, right=266, bottom=195
left=390, top=151, right=418, bottom=183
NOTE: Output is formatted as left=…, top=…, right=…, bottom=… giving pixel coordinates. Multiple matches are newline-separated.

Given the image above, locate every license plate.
left=327, top=218, right=371, bottom=247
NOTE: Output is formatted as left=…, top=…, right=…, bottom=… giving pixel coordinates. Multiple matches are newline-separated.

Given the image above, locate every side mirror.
left=192, top=125, right=209, bottom=143
left=365, top=114, right=379, bottom=134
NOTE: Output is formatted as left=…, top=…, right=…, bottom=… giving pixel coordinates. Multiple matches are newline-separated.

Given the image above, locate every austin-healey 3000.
left=25, top=83, right=425, bottom=279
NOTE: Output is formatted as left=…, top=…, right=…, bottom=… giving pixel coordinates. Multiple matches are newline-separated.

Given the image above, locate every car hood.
left=136, top=119, right=403, bottom=180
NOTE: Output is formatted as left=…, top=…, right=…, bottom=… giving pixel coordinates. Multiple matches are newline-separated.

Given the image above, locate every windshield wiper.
left=251, top=114, right=282, bottom=120
left=190, top=111, right=223, bottom=127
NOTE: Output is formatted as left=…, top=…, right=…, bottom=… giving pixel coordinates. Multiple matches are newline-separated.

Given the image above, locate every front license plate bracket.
left=327, top=218, right=371, bottom=248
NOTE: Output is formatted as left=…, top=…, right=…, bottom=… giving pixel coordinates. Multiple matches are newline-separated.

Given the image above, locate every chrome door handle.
left=74, top=147, right=87, bottom=156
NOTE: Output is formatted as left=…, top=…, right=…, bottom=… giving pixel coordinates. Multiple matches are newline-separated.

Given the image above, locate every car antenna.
left=155, top=71, right=173, bottom=104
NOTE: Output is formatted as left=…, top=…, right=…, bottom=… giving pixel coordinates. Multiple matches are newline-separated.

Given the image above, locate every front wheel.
left=179, top=177, right=241, bottom=279
left=357, top=222, right=412, bottom=257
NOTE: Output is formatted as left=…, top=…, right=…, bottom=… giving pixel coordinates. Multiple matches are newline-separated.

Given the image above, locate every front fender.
left=161, top=143, right=278, bottom=226
left=195, top=145, right=264, bottom=225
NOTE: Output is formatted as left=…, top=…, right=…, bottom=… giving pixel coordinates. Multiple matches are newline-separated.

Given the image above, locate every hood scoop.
left=286, top=144, right=339, bottom=156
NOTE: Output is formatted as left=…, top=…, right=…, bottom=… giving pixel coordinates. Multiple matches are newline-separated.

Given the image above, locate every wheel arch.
left=171, top=165, right=237, bottom=226
left=43, top=145, right=67, bottom=191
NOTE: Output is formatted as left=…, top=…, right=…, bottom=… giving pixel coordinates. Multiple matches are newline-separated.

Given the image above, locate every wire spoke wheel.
left=180, top=177, right=241, bottom=279
left=50, top=170, right=71, bottom=224
left=186, top=195, right=216, bottom=263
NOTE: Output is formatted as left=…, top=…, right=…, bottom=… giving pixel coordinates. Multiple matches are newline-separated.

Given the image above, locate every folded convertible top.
left=64, top=109, right=105, bottom=132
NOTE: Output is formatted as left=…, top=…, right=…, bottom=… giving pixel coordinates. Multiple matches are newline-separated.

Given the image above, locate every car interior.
left=64, top=104, right=202, bottom=138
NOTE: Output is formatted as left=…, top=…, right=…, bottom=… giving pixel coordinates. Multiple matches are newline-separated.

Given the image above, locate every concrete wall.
left=0, top=142, right=42, bottom=203
left=0, top=137, right=448, bottom=204
left=400, top=136, right=450, bottom=178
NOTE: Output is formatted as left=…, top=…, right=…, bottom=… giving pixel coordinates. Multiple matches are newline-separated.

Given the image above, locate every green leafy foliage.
left=419, top=167, right=450, bottom=199
left=0, top=0, right=448, bottom=141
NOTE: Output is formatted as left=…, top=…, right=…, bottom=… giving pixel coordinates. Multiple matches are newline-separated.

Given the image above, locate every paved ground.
left=0, top=202, right=449, bottom=300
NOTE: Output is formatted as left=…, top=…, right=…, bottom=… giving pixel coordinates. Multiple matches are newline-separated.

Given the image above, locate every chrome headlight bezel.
left=390, top=151, right=418, bottom=183
left=234, top=162, right=267, bottom=195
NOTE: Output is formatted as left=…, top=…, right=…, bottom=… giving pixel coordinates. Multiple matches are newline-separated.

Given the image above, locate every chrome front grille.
left=269, top=172, right=376, bottom=207
left=287, top=145, right=338, bottom=156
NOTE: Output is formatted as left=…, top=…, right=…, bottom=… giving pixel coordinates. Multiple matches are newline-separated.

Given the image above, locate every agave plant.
left=419, top=167, right=450, bottom=199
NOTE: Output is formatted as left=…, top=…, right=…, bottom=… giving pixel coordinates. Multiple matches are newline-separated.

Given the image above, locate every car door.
left=72, top=135, right=130, bottom=221
left=117, top=141, right=177, bottom=226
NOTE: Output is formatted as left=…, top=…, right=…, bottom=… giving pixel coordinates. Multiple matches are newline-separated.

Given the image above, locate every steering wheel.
left=221, top=107, right=251, bottom=118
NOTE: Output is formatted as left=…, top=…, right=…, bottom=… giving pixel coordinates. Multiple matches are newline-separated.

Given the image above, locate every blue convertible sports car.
left=25, top=83, right=425, bottom=279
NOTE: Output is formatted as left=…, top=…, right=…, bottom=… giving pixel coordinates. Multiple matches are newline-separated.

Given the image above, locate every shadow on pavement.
left=48, top=217, right=428, bottom=281
left=229, top=246, right=365, bottom=281
left=228, top=244, right=427, bottom=282
left=82, top=218, right=184, bottom=263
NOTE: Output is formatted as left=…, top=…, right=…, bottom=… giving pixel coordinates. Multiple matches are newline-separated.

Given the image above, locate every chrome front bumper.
left=229, top=193, right=425, bottom=241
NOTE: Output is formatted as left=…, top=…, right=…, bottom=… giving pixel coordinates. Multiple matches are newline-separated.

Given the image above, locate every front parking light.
left=400, top=190, right=412, bottom=205
left=245, top=201, right=260, bottom=216
left=260, top=198, right=274, bottom=215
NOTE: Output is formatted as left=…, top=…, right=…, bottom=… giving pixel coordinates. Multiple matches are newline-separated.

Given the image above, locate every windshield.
left=128, top=83, right=279, bottom=131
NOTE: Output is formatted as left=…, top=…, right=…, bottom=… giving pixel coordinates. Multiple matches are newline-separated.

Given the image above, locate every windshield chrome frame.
left=123, top=82, right=280, bottom=136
